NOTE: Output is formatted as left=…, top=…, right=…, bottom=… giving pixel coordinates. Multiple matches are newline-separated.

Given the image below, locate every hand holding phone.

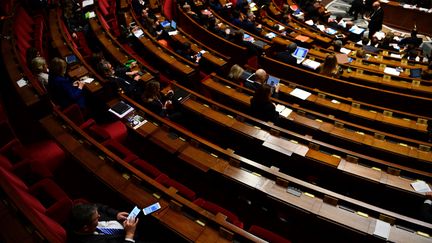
left=128, top=206, right=141, bottom=219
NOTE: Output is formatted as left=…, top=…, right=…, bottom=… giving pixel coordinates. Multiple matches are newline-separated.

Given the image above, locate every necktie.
left=97, top=227, right=123, bottom=235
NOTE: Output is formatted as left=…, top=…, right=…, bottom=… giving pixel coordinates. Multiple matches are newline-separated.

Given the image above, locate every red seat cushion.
left=194, top=198, right=243, bottom=228
left=102, top=139, right=138, bottom=163
left=131, top=159, right=162, bottom=179
left=249, top=225, right=292, bottom=243
left=156, top=174, right=196, bottom=200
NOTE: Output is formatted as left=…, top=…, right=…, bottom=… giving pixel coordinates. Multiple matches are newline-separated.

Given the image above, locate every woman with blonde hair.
left=30, top=56, right=49, bottom=90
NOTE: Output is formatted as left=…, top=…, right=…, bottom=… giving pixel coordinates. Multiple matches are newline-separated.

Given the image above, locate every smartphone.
left=128, top=206, right=141, bottom=219
left=142, top=202, right=161, bottom=215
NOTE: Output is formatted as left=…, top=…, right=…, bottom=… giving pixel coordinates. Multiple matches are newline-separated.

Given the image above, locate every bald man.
left=366, top=1, right=383, bottom=39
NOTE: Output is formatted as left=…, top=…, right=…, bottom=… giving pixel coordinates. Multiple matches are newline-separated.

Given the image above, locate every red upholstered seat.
left=249, top=225, right=292, bottom=243
left=34, top=211, right=67, bottom=243
left=193, top=198, right=244, bottom=228
left=131, top=159, right=162, bottom=179
left=13, top=140, right=65, bottom=173
left=63, top=104, right=127, bottom=142
left=102, top=139, right=138, bottom=163
left=156, top=174, right=196, bottom=200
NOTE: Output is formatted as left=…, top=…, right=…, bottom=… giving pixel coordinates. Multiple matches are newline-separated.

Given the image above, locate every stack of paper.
left=384, top=67, right=400, bottom=76
left=275, top=104, right=292, bottom=117
left=340, top=48, right=352, bottom=54
left=290, top=88, right=312, bottom=100
left=411, top=180, right=432, bottom=193
left=302, top=59, right=321, bottom=70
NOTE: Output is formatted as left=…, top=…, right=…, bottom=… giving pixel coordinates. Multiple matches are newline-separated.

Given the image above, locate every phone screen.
left=128, top=206, right=141, bottom=219
left=142, top=202, right=161, bottom=215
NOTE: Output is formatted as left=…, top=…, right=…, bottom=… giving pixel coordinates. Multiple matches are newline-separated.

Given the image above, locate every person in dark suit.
left=250, top=84, right=279, bottom=123
left=366, top=1, right=383, bottom=39
left=67, top=203, right=139, bottom=243
left=98, top=59, right=143, bottom=99
left=348, top=0, right=364, bottom=20
left=48, top=57, right=86, bottom=109
left=274, top=42, right=298, bottom=66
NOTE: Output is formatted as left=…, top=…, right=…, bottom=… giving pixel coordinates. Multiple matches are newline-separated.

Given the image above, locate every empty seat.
left=249, top=225, right=291, bottom=243
left=193, top=198, right=244, bottom=228
left=102, top=139, right=139, bottom=163
left=131, top=159, right=163, bottom=179
left=156, top=174, right=196, bottom=201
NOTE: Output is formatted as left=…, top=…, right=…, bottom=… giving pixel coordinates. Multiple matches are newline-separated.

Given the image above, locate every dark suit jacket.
left=48, top=75, right=86, bottom=109
left=368, top=7, right=383, bottom=33
left=274, top=51, right=298, bottom=66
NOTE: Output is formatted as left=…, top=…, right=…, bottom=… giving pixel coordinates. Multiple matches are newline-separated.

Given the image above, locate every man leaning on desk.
left=67, top=203, right=141, bottom=243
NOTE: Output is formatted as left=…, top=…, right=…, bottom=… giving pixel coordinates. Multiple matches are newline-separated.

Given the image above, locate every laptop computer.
left=160, top=20, right=170, bottom=28
left=266, top=75, right=280, bottom=87
left=292, top=47, right=309, bottom=64
left=65, top=55, right=77, bottom=65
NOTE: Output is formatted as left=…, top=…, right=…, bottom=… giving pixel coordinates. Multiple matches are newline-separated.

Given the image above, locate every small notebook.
left=109, top=101, right=134, bottom=118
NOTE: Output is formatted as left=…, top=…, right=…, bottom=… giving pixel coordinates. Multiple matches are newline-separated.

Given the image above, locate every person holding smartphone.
left=67, top=203, right=140, bottom=243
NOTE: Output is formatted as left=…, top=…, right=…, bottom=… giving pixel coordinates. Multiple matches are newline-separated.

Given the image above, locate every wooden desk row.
left=176, top=5, right=249, bottom=65
left=185, top=79, right=432, bottom=186
left=117, top=93, right=432, bottom=241
left=259, top=54, right=432, bottom=117
left=204, top=74, right=431, bottom=161
left=211, top=73, right=429, bottom=140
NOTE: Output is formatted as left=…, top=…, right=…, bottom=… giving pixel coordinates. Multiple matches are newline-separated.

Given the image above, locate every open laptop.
left=291, top=47, right=309, bottom=64
left=65, top=55, right=77, bottom=65
left=246, top=73, right=279, bottom=87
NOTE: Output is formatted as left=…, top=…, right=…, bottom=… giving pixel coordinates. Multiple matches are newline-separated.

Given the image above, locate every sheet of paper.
left=295, top=35, right=310, bottom=42
left=82, top=77, right=94, bottom=83
left=384, top=67, right=400, bottom=76
left=340, top=47, right=351, bottom=54
left=411, top=180, right=432, bottom=193
left=302, top=59, right=321, bottom=70
left=290, top=88, right=312, bottom=100
left=305, top=20, right=314, bottom=26
left=373, top=220, right=391, bottom=239
left=82, top=0, right=94, bottom=7
left=16, top=78, right=27, bottom=88
left=280, top=107, right=293, bottom=118
left=275, top=104, right=286, bottom=113
left=133, top=29, right=144, bottom=37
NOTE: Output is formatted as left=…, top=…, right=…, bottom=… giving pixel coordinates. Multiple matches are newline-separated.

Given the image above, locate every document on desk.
left=290, top=88, right=311, bottom=100
left=373, top=220, right=391, bottom=240
left=410, top=180, right=432, bottom=193
left=390, top=53, right=402, bottom=59
left=280, top=107, right=293, bottom=118
left=302, top=59, right=320, bottom=70
left=276, top=104, right=286, bottom=113
left=82, top=0, right=94, bottom=7
left=16, top=78, right=27, bottom=88
left=384, top=67, right=400, bottom=76
left=340, top=47, right=351, bottom=54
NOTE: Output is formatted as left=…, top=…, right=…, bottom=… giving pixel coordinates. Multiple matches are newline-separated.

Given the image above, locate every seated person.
left=98, top=59, right=143, bottom=99
left=378, top=32, right=398, bottom=51
left=319, top=54, right=342, bottom=78
left=30, top=56, right=49, bottom=90
left=399, top=29, right=423, bottom=48
left=328, top=39, right=343, bottom=53
left=67, top=203, right=139, bottom=243
left=141, top=81, right=182, bottom=120
left=241, top=12, right=262, bottom=36
left=228, top=64, right=253, bottom=83
left=48, top=57, right=86, bottom=109
left=356, top=49, right=366, bottom=59
left=421, top=192, right=432, bottom=223
left=361, top=37, right=379, bottom=54
left=274, top=42, right=298, bottom=66
left=176, top=42, right=202, bottom=63
left=403, top=43, right=420, bottom=60
left=250, top=84, right=279, bottom=123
